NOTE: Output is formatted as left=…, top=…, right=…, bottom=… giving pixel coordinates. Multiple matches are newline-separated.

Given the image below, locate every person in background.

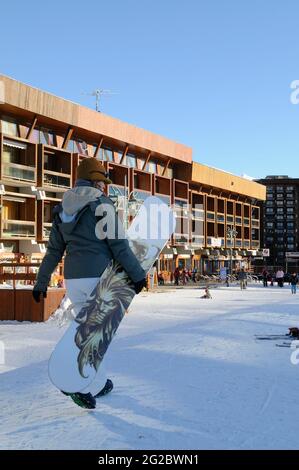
left=276, top=268, right=284, bottom=288
left=200, top=286, right=212, bottom=299
left=290, top=272, right=298, bottom=294
left=262, top=267, right=268, bottom=287
left=174, top=267, right=180, bottom=286
left=239, top=268, right=247, bottom=290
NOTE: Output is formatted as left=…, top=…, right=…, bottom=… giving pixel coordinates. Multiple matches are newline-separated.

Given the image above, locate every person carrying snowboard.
left=32, top=158, right=147, bottom=409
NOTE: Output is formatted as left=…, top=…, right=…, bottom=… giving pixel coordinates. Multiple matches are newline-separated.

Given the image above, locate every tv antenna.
left=82, top=89, right=118, bottom=112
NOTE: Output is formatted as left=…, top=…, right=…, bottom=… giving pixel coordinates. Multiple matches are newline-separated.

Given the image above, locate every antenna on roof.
left=82, top=89, right=118, bottom=112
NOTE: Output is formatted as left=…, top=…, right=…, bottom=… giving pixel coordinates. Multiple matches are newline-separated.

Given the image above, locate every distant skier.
left=262, top=268, right=268, bottom=287
left=276, top=268, right=284, bottom=288
left=32, top=158, right=147, bottom=409
left=239, top=268, right=247, bottom=290
left=290, top=272, right=298, bottom=294
left=200, top=287, right=212, bottom=299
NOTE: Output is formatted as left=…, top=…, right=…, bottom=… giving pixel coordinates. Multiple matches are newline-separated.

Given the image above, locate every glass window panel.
left=1, top=119, right=19, bottom=137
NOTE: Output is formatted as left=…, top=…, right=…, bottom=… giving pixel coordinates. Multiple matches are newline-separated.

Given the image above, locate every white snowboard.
left=48, top=196, right=176, bottom=393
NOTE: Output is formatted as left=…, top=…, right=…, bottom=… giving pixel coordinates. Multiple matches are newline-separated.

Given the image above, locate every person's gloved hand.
left=133, top=278, right=147, bottom=294
left=32, top=288, right=47, bottom=303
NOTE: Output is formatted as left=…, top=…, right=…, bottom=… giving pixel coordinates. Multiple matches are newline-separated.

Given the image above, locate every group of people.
left=173, top=267, right=198, bottom=285
left=262, top=268, right=298, bottom=293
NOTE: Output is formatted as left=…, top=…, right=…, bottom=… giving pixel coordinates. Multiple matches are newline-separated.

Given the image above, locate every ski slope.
left=0, top=284, right=299, bottom=450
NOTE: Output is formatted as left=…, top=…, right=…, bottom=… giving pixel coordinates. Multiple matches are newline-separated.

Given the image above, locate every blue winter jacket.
left=34, top=180, right=145, bottom=291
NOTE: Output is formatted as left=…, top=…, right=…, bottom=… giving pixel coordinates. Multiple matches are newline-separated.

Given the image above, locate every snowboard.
left=48, top=196, right=176, bottom=393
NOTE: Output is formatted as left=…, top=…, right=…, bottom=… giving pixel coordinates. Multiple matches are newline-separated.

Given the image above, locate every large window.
left=1, top=118, right=19, bottom=137
left=126, top=153, right=137, bottom=168
left=40, top=128, right=56, bottom=146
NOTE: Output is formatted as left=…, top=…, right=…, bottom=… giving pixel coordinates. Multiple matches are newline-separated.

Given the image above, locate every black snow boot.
left=94, top=379, right=114, bottom=398
left=61, top=391, right=96, bottom=409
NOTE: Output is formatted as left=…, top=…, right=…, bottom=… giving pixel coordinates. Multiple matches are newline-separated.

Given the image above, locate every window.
left=277, top=237, right=284, bottom=242
left=287, top=237, right=294, bottom=242
left=147, top=160, right=157, bottom=174
left=277, top=223, right=284, bottom=228
left=287, top=245, right=295, bottom=250
left=266, top=201, right=273, bottom=206
left=277, top=252, right=284, bottom=257
left=276, top=186, right=284, bottom=191
left=287, top=186, right=294, bottom=191
left=276, top=215, right=284, bottom=220
left=287, top=193, right=294, bottom=199
left=266, top=222, right=274, bottom=228
left=267, top=186, right=273, bottom=192
left=74, top=140, right=88, bottom=155
left=98, top=147, right=113, bottom=161
left=126, top=153, right=137, bottom=168
left=1, top=118, right=19, bottom=137
left=277, top=194, right=284, bottom=199
left=277, top=208, right=284, bottom=213
left=287, top=215, right=294, bottom=220
left=276, top=201, right=284, bottom=206
left=267, top=193, right=273, bottom=199
left=276, top=230, right=284, bottom=234
left=287, top=208, right=294, bottom=213
left=287, top=222, right=294, bottom=228
left=287, top=201, right=294, bottom=206
left=40, top=128, right=55, bottom=146
left=266, top=237, right=274, bottom=242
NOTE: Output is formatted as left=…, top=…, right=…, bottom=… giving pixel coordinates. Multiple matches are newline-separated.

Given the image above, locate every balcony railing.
left=207, top=212, right=215, bottom=221
left=43, top=170, right=71, bottom=188
left=2, top=220, right=35, bottom=238
left=191, top=235, right=204, bottom=246
left=174, top=233, right=189, bottom=244
left=2, top=162, right=36, bottom=182
left=192, top=208, right=204, bottom=220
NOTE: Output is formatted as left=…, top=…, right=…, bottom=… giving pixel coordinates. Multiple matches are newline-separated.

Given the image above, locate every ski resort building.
left=0, top=75, right=265, bottom=284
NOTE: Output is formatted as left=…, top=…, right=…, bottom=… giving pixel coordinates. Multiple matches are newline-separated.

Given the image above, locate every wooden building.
left=0, top=74, right=266, bottom=282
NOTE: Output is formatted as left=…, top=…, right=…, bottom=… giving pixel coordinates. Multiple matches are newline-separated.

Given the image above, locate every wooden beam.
left=94, top=137, right=104, bottom=159
left=62, top=127, right=74, bottom=150
left=142, top=151, right=152, bottom=171
left=120, top=145, right=129, bottom=165
left=26, top=116, right=38, bottom=140
left=162, top=158, right=171, bottom=176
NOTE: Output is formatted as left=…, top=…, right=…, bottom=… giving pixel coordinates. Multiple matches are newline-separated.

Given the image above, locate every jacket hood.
left=62, top=186, right=103, bottom=216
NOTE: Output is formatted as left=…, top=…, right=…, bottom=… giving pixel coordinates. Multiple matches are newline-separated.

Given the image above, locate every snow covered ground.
left=1, top=283, right=299, bottom=450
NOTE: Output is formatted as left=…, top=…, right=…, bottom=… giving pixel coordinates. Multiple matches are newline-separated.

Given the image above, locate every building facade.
left=257, top=175, right=299, bottom=271
left=0, top=75, right=265, bottom=279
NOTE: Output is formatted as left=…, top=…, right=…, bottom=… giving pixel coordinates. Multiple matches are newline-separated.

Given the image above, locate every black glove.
left=133, top=278, right=147, bottom=294
left=32, top=288, right=47, bottom=303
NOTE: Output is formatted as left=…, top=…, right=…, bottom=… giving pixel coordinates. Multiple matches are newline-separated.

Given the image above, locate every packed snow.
left=1, top=283, right=299, bottom=450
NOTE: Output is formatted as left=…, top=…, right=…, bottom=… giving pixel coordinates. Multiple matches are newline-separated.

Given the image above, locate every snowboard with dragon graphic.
left=48, top=196, right=176, bottom=393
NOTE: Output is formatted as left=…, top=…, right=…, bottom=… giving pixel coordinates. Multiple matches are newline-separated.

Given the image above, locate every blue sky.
left=1, top=0, right=299, bottom=178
